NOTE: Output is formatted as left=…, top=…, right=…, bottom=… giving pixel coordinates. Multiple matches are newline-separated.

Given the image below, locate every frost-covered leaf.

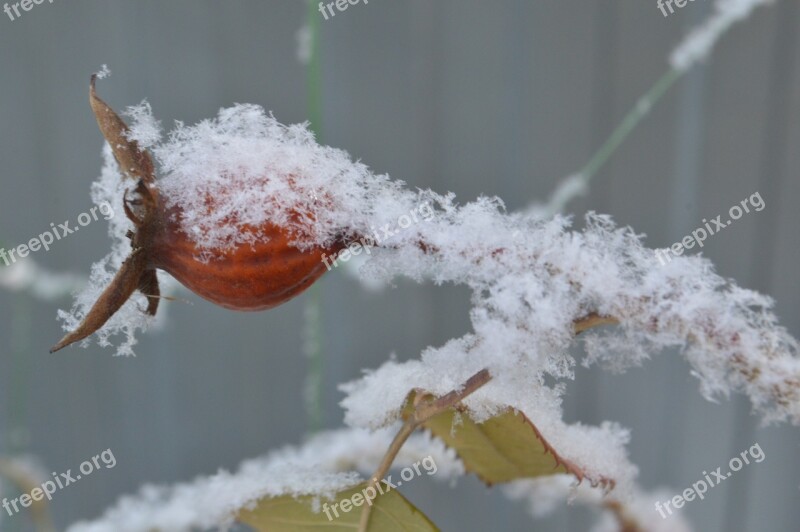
left=402, top=391, right=610, bottom=488
left=237, top=481, right=438, bottom=532
left=66, top=429, right=454, bottom=532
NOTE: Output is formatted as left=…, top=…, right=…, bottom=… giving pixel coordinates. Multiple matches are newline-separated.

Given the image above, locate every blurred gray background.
left=0, top=1, right=799, bottom=530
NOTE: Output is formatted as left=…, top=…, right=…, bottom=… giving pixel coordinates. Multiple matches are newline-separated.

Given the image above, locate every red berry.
left=150, top=204, right=340, bottom=311
left=50, top=77, right=343, bottom=352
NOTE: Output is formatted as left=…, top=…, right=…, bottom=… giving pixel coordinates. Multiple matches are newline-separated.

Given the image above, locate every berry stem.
left=303, top=0, right=326, bottom=434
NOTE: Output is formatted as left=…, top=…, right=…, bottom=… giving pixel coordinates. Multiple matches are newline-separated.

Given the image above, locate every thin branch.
left=356, top=313, right=616, bottom=530
left=302, top=0, right=325, bottom=434
left=574, top=312, right=618, bottom=334
left=578, top=69, right=681, bottom=184
left=357, top=368, right=492, bottom=531
left=604, top=500, right=643, bottom=532
left=536, top=68, right=682, bottom=217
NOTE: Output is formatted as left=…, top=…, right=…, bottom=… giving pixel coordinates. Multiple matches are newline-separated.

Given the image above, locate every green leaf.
left=238, top=481, right=439, bottom=531
left=403, top=391, right=609, bottom=487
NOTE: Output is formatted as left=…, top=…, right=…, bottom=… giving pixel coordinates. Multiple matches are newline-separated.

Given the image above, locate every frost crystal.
left=67, top=428, right=460, bottom=532
left=65, top=102, right=799, bottom=418
left=124, top=101, right=162, bottom=150
left=61, top=101, right=797, bottom=523
left=505, top=475, right=692, bottom=532
left=151, top=104, right=406, bottom=253
left=670, top=0, right=775, bottom=71
left=56, top=145, right=172, bottom=356
left=94, top=64, right=111, bottom=80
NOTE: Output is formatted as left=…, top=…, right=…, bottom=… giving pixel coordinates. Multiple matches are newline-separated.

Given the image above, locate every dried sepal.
left=50, top=249, right=150, bottom=353
left=51, top=79, right=162, bottom=353
left=89, top=74, right=156, bottom=186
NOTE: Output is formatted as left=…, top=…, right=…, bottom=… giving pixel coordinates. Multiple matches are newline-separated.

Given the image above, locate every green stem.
left=539, top=68, right=683, bottom=217
left=303, top=290, right=323, bottom=433
left=306, top=0, right=323, bottom=135
left=303, top=0, right=325, bottom=434
left=578, top=68, right=682, bottom=183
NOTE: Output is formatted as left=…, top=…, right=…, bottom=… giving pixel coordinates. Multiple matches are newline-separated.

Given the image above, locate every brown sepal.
left=50, top=250, right=153, bottom=353
left=89, top=74, right=156, bottom=187
left=51, top=77, right=162, bottom=353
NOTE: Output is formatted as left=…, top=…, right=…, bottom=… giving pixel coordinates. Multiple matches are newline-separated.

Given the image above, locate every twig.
left=302, top=0, right=325, bottom=434
left=356, top=313, right=617, bottom=530
left=604, top=500, right=643, bottom=532
left=357, top=368, right=492, bottom=531
left=574, top=312, right=618, bottom=334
